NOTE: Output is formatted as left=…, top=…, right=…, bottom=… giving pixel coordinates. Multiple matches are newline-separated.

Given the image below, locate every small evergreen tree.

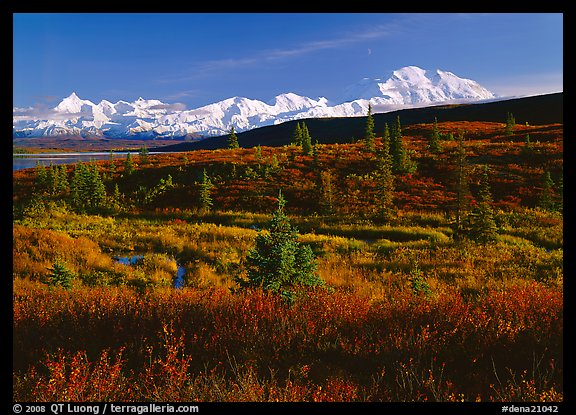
left=45, top=162, right=60, bottom=195
left=124, top=152, right=135, bottom=175
left=111, top=183, right=124, bottom=211
left=520, top=133, right=535, bottom=158
left=364, top=103, right=376, bottom=152
left=35, top=162, right=48, bottom=190
left=538, top=170, right=556, bottom=211
left=88, top=164, right=107, bottom=209
left=469, top=167, right=498, bottom=243
left=37, top=162, right=68, bottom=196
left=139, top=145, right=149, bottom=164
left=70, top=162, right=106, bottom=211
left=505, top=112, right=516, bottom=136
left=227, top=126, right=240, bottom=149
left=390, top=115, right=416, bottom=174
left=236, top=191, right=324, bottom=299
left=312, top=138, right=320, bottom=165
left=374, top=123, right=395, bottom=219
left=46, top=260, right=74, bottom=290
left=270, top=154, right=281, bottom=173
left=54, top=165, right=68, bottom=195
left=291, top=122, right=303, bottom=147
left=70, top=162, right=85, bottom=208
left=108, top=155, right=116, bottom=176
left=301, top=122, right=313, bottom=156
left=428, top=117, right=442, bottom=153
left=143, top=174, right=175, bottom=206
left=255, top=145, right=262, bottom=161
left=318, top=169, right=336, bottom=215
left=524, top=133, right=533, bottom=149
left=452, top=132, right=471, bottom=236
left=199, top=168, right=214, bottom=212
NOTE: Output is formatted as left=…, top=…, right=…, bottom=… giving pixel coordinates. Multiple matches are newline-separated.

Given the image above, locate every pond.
left=114, top=254, right=186, bottom=289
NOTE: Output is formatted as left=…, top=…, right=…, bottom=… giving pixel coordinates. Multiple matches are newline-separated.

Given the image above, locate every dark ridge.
left=150, top=92, right=562, bottom=152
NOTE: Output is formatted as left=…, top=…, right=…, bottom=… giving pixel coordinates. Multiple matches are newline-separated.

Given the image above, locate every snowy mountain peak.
left=391, top=66, right=428, bottom=82
left=14, top=66, right=497, bottom=140
left=338, top=66, right=495, bottom=105
left=267, top=93, right=327, bottom=113
left=54, top=92, right=95, bottom=114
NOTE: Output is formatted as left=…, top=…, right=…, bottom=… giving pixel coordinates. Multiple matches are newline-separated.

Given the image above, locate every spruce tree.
left=46, top=260, right=74, bottom=290
left=270, top=154, right=280, bottom=172
left=390, top=116, right=404, bottom=172
left=38, top=162, right=67, bottom=196
left=236, top=191, right=324, bottom=299
left=88, top=164, right=106, bottom=209
left=112, top=183, right=123, bottom=211
left=46, top=162, right=59, bottom=195
left=71, top=162, right=90, bottom=209
left=469, top=167, right=498, bottom=243
left=364, top=103, right=376, bottom=152
left=291, top=122, right=303, bottom=147
left=71, top=162, right=106, bottom=211
left=255, top=145, right=262, bottom=161
left=452, top=132, right=471, bottom=236
left=71, top=162, right=86, bottom=208
left=227, top=126, right=240, bottom=149
left=199, top=168, right=214, bottom=212
left=312, top=138, right=320, bottom=165
left=429, top=117, right=442, bottom=153
left=505, top=112, right=516, bottom=136
left=124, top=152, right=135, bottom=175
left=374, top=123, right=395, bottom=219
left=35, top=162, right=48, bottom=190
left=56, top=165, right=69, bottom=194
left=390, top=116, right=416, bottom=174
left=301, top=122, right=313, bottom=156
left=109, top=157, right=116, bottom=176
left=521, top=133, right=535, bottom=158
left=538, top=170, right=556, bottom=211
left=318, top=169, right=336, bottom=215
left=139, top=145, right=149, bottom=164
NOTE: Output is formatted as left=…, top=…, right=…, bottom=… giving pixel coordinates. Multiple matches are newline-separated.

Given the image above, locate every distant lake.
left=12, top=152, right=164, bottom=171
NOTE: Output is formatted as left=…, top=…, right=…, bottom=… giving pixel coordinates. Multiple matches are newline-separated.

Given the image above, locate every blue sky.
left=13, top=13, right=563, bottom=109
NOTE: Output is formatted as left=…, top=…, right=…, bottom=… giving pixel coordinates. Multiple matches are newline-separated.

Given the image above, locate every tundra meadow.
left=13, top=118, right=563, bottom=404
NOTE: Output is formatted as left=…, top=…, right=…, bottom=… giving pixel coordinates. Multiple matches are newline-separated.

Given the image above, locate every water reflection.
left=12, top=151, right=170, bottom=171
left=13, top=152, right=131, bottom=171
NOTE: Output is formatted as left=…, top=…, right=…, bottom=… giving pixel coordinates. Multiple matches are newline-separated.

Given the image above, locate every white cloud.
left=13, top=104, right=89, bottom=121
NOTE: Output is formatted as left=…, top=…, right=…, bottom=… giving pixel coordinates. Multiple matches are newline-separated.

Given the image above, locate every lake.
left=12, top=152, right=165, bottom=171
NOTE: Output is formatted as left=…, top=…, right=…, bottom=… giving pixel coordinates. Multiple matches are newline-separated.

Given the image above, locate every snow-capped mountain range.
left=13, top=66, right=496, bottom=140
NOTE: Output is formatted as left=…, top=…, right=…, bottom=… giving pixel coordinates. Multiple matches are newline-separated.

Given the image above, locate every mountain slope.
left=13, top=66, right=498, bottom=140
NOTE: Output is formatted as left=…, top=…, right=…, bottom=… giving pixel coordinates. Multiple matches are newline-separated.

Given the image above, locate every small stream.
left=114, top=254, right=186, bottom=289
